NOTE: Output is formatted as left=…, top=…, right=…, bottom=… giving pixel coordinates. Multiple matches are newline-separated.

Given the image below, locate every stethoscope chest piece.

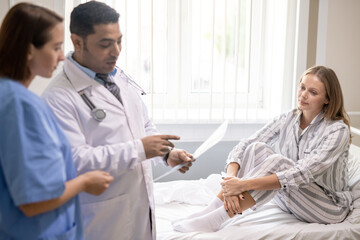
left=78, top=89, right=106, bottom=122
left=91, top=108, right=106, bottom=122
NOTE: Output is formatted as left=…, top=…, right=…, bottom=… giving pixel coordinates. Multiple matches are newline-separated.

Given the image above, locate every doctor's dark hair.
left=0, top=3, right=63, bottom=82
left=299, top=66, right=351, bottom=134
left=70, top=1, right=120, bottom=38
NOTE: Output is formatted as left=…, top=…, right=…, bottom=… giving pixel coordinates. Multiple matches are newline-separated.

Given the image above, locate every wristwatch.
left=163, top=147, right=173, bottom=166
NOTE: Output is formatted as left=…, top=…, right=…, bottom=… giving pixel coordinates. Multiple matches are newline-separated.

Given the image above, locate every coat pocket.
left=80, top=194, right=131, bottom=240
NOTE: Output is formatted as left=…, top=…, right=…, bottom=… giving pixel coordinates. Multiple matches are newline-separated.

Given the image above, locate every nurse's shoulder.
left=0, top=78, right=43, bottom=111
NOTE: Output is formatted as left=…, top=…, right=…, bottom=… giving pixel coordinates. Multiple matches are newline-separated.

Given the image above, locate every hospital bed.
left=154, top=119, right=360, bottom=240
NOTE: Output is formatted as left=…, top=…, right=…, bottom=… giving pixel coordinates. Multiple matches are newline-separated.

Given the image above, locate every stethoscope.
left=65, top=67, right=147, bottom=122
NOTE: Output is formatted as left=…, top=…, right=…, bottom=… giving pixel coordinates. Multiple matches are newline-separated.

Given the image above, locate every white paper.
left=192, top=120, right=228, bottom=159
left=153, top=121, right=229, bottom=182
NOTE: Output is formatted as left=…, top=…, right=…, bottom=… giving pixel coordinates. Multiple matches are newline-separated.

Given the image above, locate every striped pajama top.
left=226, top=109, right=353, bottom=208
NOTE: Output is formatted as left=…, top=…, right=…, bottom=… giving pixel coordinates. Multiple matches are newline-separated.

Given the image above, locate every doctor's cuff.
left=163, top=147, right=173, bottom=166
left=135, top=139, right=147, bottom=162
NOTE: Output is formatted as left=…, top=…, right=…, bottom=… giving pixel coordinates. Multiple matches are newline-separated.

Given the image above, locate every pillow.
left=348, top=144, right=360, bottom=187
left=346, top=144, right=360, bottom=223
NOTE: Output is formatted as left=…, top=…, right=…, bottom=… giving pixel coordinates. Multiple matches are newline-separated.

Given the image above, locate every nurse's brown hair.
left=300, top=66, right=351, bottom=132
left=0, top=3, right=63, bottom=82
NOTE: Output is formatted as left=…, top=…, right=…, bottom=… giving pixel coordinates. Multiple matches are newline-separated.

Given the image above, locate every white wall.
left=325, top=0, right=360, bottom=112
left=0, top=0, right=9, bottom=24
left=325, top=0, right=360, bottom=144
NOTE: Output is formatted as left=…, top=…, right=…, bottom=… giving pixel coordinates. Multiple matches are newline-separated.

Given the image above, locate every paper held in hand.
left=153, top=120, right=229, bottom=182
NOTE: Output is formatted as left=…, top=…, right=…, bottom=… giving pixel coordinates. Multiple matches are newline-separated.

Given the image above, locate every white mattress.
left=154, top=144, right=360, bottom=240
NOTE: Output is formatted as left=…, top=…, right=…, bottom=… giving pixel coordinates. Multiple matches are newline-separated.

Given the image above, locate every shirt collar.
left=311, top=111, right=325, bottom=125
left=68, top=52, right=96, bottom=79
left=67, top=52, right=117, bottom=85
left=296, top=109, right=325, bottom=126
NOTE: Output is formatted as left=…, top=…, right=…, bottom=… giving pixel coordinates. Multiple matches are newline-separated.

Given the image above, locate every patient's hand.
left=224, top=195, right=243, bottom=214
left=167, top=149, right=194, bottom=173
left=221, top=176, right=248, bottom=196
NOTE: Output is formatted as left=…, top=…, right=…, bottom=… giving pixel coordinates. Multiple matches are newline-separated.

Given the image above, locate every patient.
left=172, top=66, right=353, bottom=232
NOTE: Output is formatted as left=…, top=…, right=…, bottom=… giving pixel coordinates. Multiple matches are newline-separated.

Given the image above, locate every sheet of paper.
left=153, top=121, right=229, bottom=182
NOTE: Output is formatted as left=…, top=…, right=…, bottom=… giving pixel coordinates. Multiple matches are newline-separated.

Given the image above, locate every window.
left=67, top=0, right=304, bottom=123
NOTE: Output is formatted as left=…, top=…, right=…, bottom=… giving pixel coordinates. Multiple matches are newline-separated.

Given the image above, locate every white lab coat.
left=42, top=58, right=159, bottom=240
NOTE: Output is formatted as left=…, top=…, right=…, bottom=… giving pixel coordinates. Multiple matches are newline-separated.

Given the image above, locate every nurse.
left=0, top=3, right=113, bottom=239
left=42, top=1, right=193, bottom=240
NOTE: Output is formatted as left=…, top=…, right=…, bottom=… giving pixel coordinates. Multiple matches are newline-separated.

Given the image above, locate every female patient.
left=0, top=3, right=113, bottom=239
left=173, top=66, right=353, bottom=232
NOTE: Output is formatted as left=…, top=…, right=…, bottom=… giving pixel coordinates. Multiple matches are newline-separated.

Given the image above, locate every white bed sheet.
left=154, top=144, right=360, bottom=240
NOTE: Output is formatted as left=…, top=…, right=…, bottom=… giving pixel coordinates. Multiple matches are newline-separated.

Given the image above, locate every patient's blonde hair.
left=299, top=66, right=351, bottom=137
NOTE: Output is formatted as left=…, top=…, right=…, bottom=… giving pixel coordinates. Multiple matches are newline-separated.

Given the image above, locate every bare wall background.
left=326, top=0, right=360, bottom=144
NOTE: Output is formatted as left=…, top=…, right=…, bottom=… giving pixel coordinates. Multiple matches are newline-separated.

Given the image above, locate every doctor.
left=42, top=1, right=193, bottom=240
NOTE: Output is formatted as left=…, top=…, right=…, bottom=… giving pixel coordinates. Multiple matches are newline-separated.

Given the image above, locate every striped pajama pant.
left=237, top=142, right=349, bottom=224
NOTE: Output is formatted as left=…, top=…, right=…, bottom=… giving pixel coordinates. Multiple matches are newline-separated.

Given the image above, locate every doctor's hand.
left=167, top=149, right=194, bottom=173
left=81, top=171, right=114, bottom=196
left=142, top=135, right=180, bottom=159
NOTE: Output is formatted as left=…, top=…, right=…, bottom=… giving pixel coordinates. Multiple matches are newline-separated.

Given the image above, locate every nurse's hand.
left=167, top=149, right=194, bottom=173
left=19, top=171, right=114, bottom=217
left=142, top=135, right=180, bottom=159
left=82, top=171, right=114, bottom=195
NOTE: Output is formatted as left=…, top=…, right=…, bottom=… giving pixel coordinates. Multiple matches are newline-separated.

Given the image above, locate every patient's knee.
left=248, top=142, right=268, bottom=149
left=265, top=154, right=295, bottom=170
left=245, top=142, right=275, bottom=156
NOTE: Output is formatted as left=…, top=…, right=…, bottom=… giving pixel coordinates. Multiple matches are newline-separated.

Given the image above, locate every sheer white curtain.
left=68, top=0, right=303, bottom=123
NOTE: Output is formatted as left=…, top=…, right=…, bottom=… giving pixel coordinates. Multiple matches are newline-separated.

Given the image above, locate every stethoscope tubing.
left=65, top=67, right=146, bottom=122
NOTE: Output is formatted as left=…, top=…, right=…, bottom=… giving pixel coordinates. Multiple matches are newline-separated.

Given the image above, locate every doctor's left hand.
left=167, top=149, right=194, bottom=173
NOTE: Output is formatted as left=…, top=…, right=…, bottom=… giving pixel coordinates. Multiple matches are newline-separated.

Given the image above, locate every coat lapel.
left=64, top=59, right=123, bottom=109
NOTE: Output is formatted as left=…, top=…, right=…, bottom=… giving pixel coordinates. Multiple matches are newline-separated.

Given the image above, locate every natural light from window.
left=75, top=0, right=299, bottom=124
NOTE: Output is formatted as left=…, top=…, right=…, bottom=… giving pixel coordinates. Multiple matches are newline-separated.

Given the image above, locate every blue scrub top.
left=0, top=79, right=83, bottom=240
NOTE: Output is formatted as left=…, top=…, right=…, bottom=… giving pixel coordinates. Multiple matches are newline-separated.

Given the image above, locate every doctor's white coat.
left=42, top=58, right=159, bottom=240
